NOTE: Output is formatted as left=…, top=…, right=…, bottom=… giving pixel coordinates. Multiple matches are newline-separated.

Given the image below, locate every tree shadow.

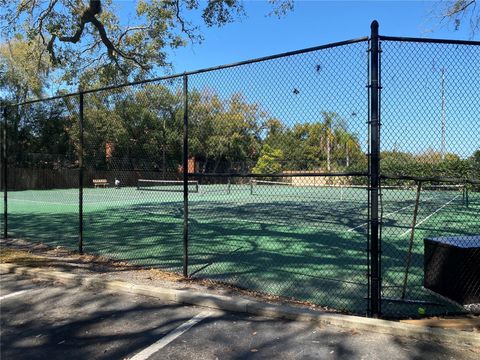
left=1, top=282, right=471, bottom=360
left=6, top=188, right=476, bottom=317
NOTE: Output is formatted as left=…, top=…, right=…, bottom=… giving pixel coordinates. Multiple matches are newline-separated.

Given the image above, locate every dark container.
left=424, top=236, right=480, bottom=305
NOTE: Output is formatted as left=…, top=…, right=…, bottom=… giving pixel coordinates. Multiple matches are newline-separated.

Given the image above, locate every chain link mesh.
left=187, top=40, right=370, bottom=313
left=82, top=79, right=184, bottom=272
left=2, top=34, right=478, bottom=318
left=380, top=39, right=480, bottom=317
left=4, top=98, right=80, bottom=250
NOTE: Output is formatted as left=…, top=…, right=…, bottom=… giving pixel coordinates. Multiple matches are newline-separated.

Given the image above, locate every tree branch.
left=173, top=0, right=196, bottom=41
left=90, top=16, right=150, bottom=70
left=445, top=0, right=476, bottom=16
left=79, top=39, right=102, bottom=54
left=117, top=26, right=149, bottom=43
left=35, top=0, right=59, bottom=29
left=46, top=35, right=58, bottom=64
left=52, top=0, right=149, bottom=70
left=58, top=14, right=88, bottom=43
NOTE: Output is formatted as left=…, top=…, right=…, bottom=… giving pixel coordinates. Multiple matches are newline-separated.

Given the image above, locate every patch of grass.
left=0, top=248, right=49, bottom=266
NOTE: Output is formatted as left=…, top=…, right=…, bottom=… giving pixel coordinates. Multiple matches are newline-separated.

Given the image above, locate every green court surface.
left=2, top=184, right=479, bottom=317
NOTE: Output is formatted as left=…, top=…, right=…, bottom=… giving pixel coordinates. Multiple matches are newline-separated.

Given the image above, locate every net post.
left=465, top=185, right=469, bottom=207
left=183, top=74, right=189, bottom=278
left=463, top=184, right=469, bottom=208
left=401, top=180, right=422, bottom=299
left=369, top=20, right=381, bottom=317
left=2, top=106, right=7, bottom=239
left=78, top=91, right=84, bottom=255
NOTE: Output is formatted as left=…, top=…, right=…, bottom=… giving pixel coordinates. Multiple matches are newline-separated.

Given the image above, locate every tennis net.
left=198, top=180, right=231, bottom=195
left=137, top=179, right=199, bottom=193
left=249, top=179, right=467, bottom=203
left=249, top=179, right=368, bottom=201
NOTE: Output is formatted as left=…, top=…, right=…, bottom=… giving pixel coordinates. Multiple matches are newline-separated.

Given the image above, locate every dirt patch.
left=400, top=316, right=480, bottom=331
left=2, top=237, right=478, bottom=331
left=0, top=248, right=50, bottom=266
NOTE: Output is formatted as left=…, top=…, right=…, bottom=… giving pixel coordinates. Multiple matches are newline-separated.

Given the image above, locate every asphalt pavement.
left=0, top=272, right=477, bottom=360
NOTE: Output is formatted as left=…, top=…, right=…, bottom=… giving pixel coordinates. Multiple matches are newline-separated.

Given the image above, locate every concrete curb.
left=2, top=263, right=479, bottom=346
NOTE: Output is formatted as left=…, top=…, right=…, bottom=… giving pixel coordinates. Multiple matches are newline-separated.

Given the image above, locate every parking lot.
left=0, top=272, right=477, bottom=360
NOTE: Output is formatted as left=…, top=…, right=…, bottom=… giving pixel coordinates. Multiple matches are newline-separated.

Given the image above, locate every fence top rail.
left=5, top=34, right=478, bottom=109
left=5, top=37, right=369, bottom=108
left=379, top=35, right=480, bottom=46
left=190, top=172, right=368, bottom=178
left=381, top=174, right=480, bottom=185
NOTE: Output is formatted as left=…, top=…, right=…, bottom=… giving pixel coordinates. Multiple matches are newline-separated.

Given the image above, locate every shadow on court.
left=6, top=193, right=478, bottom=317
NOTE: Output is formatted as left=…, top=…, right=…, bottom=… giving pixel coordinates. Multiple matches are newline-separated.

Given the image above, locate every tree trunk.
left=162, top=145, right=166, bottom=179
left=162, top=119, right=166, bottom=179
left=346, top=143, right=350, bottom=168
left=326, top=134, right=331, bottom=171
left=213, top=157, right=221, bottom=173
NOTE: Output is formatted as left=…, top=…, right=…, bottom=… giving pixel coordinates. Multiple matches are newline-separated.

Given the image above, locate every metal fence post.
left=2, top=106, right=7, bottom=239
left=183, top=74, right=189, bottom=277
left=79, top=92, right=84, bottom=254
left=369, top=20, right=381, bottom=317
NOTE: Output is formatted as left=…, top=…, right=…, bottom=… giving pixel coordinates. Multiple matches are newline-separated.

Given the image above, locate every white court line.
left=8, top=198, right=139, bottom=206
left=347, top=201, right=418, bottom=232
left=0, top=290, right=32, bottom=301
left=129, top=310, right=213, bottom=360
left=346, top=194, right=438, bottom=232
left=401, top=194, right=461, bottom=236
left=8, top=198, right=78, bottom=206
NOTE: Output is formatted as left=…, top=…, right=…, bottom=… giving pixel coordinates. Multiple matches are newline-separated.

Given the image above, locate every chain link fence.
left=186, top=39, right=369, bottom=313
left=379, top=37, right=480, bottom=317
left=3, top=98, right=80, bottom=250
left=81, top=79, right=185, bottom=272
left=1, top=23, right=479, bottom=318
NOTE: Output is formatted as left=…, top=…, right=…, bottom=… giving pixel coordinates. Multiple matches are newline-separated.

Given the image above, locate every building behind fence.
left=1, top=22, right=479, bottom=318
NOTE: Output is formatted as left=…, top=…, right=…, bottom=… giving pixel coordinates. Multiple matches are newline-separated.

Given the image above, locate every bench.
left=93, top=179, right=110, bottom=188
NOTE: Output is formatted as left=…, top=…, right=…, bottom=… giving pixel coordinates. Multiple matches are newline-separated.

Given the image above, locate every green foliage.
left=252, top=144, right=284, bottom=174
left=381, top=149, right=479, bottom=185
left=0, top=37, right=52, bottom=103
left=0, top=0, right=292, bottom=86
left=7, top=101, right=77, bottom=168
left=470, top=149, right=480, bottom=168
left=264, top=112, right=365, bottom=172
left=5, top=81, right=478, bottom=184
left=189, top=91, right=263, bottom=172
left=77, top=85, right=183, bottom=170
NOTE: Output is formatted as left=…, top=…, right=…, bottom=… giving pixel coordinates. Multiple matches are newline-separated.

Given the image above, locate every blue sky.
left=112, top=1, right=479, bottom=157
left=4, top=1, right=477, bottom=157
left=126, top=0, right=475, bottom=73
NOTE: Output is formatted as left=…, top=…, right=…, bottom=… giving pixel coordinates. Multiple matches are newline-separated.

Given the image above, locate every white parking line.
left=401, top=194, right=460, bottom=236
left=129, top=310, right=213, bottom=360
left=0, top=290, right=32, bottom=301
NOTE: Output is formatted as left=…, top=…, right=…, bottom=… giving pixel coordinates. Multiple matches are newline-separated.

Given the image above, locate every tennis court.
left=4, top=180, right=478, bottom=316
